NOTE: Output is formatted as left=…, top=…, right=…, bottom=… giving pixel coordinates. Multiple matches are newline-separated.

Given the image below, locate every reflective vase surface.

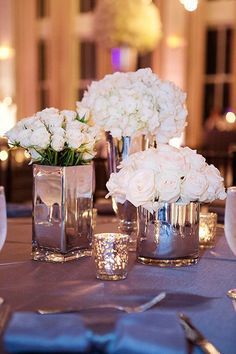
left=106, top=133, right=157, bottom=251
left=106, top=133, right=137, bottom=251
left=137, top=202, right=199, bottom=267
left=32, top=164, right=93, bottom=262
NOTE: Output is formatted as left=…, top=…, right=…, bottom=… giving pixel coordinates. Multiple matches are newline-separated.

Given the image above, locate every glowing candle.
left=199, top=213, right=217, bottom=248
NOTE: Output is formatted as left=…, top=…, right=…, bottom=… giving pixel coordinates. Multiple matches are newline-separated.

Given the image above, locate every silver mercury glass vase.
left=137, top=202, right=200, bottom=267
left=106, top=132, right=157, bottom=251
left=32, top=164, right=93, bottom=262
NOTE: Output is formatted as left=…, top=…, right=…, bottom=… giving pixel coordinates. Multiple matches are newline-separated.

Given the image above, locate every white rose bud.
left=51, top=134, right=66, bottom=152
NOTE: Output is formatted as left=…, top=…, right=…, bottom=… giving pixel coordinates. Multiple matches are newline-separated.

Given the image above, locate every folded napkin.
left=3, top=312, right=91, bottom=353
left=106, top=312, right=186, bottom=354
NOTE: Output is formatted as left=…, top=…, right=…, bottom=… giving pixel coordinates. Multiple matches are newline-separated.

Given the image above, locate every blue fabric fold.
left=4, top=312, right=186, bottom=354
left=106, top=312, right=186, bottom=354
left=3, top=312, right=91, bottom=353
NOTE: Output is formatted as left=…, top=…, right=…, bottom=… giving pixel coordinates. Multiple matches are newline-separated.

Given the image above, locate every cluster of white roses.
left=5, top=107, right=99, bottom=165
left=79, top=68, right=187, bottom=142
left=106, top=144, right=226, bottom=212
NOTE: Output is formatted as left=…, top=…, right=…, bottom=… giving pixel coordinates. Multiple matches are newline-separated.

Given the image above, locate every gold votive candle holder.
left=92, top=233, right=129, bottom=281
left=199, top=212, right=217, bottom=248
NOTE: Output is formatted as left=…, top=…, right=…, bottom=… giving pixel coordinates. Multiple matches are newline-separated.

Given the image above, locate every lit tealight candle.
left=92, top=233, right=129, bottom=280
left=199, top=213, right=217, bottom=248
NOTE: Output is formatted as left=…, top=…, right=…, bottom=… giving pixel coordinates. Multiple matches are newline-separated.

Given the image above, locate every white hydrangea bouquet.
left=79, top=68, right=187, bottom=142
left=106, top=144, right=226, bottom=212
left=5, top=107, right=99, bottom=166
left=94, top=0, right=162, bottom=53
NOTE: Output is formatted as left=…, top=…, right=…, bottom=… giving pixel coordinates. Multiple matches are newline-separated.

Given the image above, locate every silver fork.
left=37, top=292, right=166, bottom=315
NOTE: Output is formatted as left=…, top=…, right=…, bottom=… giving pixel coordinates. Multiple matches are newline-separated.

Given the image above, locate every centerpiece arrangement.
left=79, top=67, right=188, bottom=250
left=106, top=144, right=226, bottom=266
left=94, top=0, right=162, bottom=71
left=6, top=107, right=99, bottom=262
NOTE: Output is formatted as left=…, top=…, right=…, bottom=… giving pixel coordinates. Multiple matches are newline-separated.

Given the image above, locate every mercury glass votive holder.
left=199, top=212, right=217, bottom=248
left=92, top=233, right=129, bottom=280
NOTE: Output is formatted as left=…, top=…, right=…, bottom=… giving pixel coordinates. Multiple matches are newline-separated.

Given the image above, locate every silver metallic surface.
left=106, top=133, right=137, bottom=250
left=32, top=164, right=93, bottom=262
left=137, top=202, right=200, bottom=266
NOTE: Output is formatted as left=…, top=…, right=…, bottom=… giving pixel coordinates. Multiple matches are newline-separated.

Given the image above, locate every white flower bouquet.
left=5, top=107, right=99, bottom=166
left=106, top=144, right=226, bottom=212
left=94, top=0, right=162, bottom=53
left=79, top=68, right=187, bottom=142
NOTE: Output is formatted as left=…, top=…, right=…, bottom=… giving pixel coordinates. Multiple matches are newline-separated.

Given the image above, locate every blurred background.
left=0, top=0, right=235, bottom=216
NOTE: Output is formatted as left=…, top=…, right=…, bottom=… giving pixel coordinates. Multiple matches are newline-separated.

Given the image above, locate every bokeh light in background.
left=225, top=112, right=236, bottom=124
left=179, top=0, right=199, bottom=12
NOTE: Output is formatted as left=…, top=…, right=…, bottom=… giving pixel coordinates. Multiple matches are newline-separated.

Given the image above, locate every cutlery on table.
left=179, top=313, right=221, bottom=354
left=227, top=289, right=236, bottom=311
left=37, top=291, right=166, bottom=315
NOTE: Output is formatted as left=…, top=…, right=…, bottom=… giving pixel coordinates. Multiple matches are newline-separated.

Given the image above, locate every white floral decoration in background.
left=79, top=68, right=188, bottom=142
left=5, top=107, right=99, bottom=166
left=106, top=144, right=226, bottom=212
left=94, top=0, right=162, bottom=53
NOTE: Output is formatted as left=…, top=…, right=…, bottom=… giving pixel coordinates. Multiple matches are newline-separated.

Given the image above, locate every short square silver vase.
left=137, top=202, right=199, bottom=267
left=32, top=164, right=93, bottom=262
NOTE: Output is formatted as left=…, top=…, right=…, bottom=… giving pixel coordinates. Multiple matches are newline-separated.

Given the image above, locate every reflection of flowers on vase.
left=106, top=144, right=226, bottom=213
left=79, top=68, right=187, bottom=143
left=94, top=0, right=162, bottom=53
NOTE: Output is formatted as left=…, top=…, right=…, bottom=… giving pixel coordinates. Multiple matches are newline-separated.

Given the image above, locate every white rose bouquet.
left=79, top=68, right=187, bottom=142
left=106, top=144, right=226, bottom=212
left=5, top=107, right=99, bottom=166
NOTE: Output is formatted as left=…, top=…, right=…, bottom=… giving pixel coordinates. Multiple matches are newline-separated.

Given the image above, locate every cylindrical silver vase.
left=106, top=133, right=137, bottom=251
left=32, top=164, right=93, bottom=262
left=137, top=202, right=199, bottom=267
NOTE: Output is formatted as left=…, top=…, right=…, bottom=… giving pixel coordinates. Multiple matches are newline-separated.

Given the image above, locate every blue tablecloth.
left=0, top=218, right=235, bottom=353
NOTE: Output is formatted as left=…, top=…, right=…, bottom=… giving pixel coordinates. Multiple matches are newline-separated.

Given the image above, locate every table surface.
left=0, top=216, right=236, bottom=354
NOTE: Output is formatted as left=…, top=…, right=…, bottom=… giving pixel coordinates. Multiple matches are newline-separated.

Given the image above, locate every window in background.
left=203, top=27, right=234, bottom=120
left=36, top=0, right=50, bottom=18
left=37, top=40, right=50, bottom=109
left=78, top=0, right=96, bottom=13
left=77, top=40, right=97, bottom=101
left=137, top=52, right=152, bottom=70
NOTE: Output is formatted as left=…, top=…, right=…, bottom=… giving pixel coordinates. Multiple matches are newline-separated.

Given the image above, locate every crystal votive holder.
left=92, top=233, right=129, bottom=281
left=199, top=212, right=217, bottom=248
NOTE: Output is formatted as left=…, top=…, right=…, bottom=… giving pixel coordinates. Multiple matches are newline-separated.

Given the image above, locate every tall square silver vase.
left=32, top=164, right=93, bottom=262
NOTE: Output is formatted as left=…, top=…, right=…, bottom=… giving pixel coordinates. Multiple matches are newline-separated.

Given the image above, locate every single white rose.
left=157, top=172, right=181, bottom=203
left=51, top=134, right=66, bottom=152
left=201, top=164, right=226, bottom=202
left=181, top=171, right=208, bottom=203
left=106, top=173, right=127, bottom=204
left=66, top=129, right=84, bottom=149
left=18, top=129, right=32, bottom=148
left=61, top=110, right=77, bottom=122
left=126, top=169, right=156, bottom=207
left=30, top=127, right=50, bottom=149
left=181, top=147, right=206, bottom=171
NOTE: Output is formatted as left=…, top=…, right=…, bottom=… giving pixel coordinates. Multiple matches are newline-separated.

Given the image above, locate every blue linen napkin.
left=106, top=312, right=186, bottom=354
left=3, top=312, right=91, bottom=353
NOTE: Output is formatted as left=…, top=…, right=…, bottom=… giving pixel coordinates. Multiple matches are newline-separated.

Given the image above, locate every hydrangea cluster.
left=5, top=107, right=99, bottom=166
left=94, top=0, right=162, bottom=53
left=106, top=144, right=226, bottom=212
left=79, top=68, right=187, bottom=142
